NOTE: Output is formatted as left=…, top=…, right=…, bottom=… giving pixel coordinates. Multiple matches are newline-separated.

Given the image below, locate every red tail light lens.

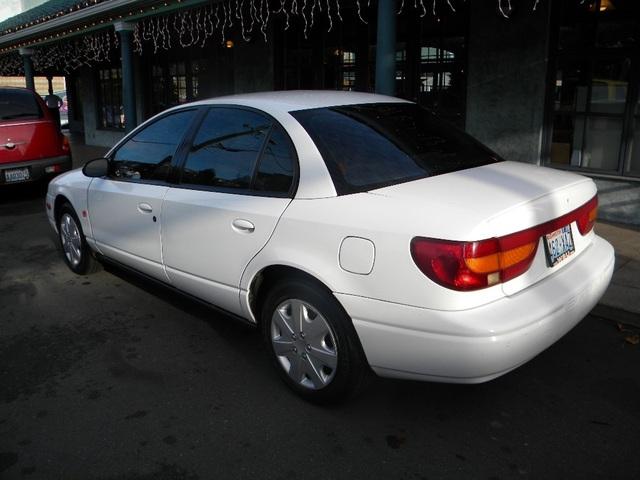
left=576, top=196, right=598, bottom=235
left=61, top=134, right=70, bottom=153
left=411, top=237, right=538, bottom=291
left=411, top=195, right=598, bottom=291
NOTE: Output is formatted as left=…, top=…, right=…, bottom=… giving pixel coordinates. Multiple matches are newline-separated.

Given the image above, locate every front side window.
left=181, top=108, right=272, bottom=190
left=111, top=109, right=197, bottom=181
left=293, top=103, right=499, bottom=195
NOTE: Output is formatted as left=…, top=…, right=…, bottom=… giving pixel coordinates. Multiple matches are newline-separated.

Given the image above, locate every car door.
left=88, top=108, right=199, bottom=281
left=162, top=106, right=296, bottom=315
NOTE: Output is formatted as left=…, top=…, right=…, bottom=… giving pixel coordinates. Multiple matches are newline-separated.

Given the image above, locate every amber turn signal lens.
left=465, top=242, right=537, bottom=274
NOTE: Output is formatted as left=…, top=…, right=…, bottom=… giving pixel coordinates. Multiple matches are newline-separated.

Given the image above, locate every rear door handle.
left=232, top=218, right=255, bottom=233
left=137, top=202, right=153, bottom=213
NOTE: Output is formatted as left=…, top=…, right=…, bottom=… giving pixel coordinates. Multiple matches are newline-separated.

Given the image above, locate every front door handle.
left=137, top=202, right=153, bottom=214
left=232, top=218, right=255, bottom=233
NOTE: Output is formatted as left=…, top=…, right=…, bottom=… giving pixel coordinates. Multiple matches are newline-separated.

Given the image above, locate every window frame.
left=95, top=66, right=125, bottom=131
left=106, top=106, right=204, bottom=186
left=173, top=104, right=300, bottom=199
left=542, top=0, right=640, bottom=180
left=292, top=102, right=502, bottom=196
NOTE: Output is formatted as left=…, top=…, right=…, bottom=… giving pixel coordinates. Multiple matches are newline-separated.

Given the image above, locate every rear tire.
left=57, top=203, right=101, bottom=275
left=261, top=278, right=370, bottom=403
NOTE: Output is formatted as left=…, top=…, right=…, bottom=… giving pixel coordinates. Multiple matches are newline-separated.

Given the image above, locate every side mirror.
left=82, top=158, right=109, bottom=178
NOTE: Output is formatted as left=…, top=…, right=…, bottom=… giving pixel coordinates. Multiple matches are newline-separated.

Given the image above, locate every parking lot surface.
left=1, top=184, right=639, bottom=479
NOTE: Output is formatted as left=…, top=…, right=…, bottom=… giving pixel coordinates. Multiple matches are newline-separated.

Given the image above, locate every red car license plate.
left=544, top=225, right=575, bottom=267
left=4, top=167, right=30, bottom=183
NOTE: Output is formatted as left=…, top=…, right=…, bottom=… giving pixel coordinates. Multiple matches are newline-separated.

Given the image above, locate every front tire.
left=262, top=278, right=369, bottom=403
left=57, top=203, right=101, bottom=275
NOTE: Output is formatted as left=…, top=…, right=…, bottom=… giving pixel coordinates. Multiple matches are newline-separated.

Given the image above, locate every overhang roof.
left=0, top=0, right=208, bottom=53
left=0, top=0, right=84, bottom=35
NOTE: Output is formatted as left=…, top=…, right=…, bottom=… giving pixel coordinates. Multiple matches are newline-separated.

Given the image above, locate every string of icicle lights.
left=131, top=0, right=542, bottom=54
left=0, top=29, right=117, bottom=75
left=0, top=0, right=545, bottom=74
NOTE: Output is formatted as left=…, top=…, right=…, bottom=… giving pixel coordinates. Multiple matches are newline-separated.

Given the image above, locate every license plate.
left=4, top=167, right=30, bottom=183
left=544, top=225, right=575, bottom=267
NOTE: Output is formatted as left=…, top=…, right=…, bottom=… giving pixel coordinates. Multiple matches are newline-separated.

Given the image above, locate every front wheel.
left=262, top=279, right=369, bottom=403
left=58, top=203, right=101, bottom=275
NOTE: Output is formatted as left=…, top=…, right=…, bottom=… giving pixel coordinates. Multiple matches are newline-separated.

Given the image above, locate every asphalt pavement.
left=1, top=182, right=639, bottom=480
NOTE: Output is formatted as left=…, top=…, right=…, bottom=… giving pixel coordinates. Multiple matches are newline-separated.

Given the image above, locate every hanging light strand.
left=0, top=0, right=540, bottom=71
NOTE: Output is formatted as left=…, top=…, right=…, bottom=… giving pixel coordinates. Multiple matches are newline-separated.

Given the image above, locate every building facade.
left=1, top=0, right=639, bottom=224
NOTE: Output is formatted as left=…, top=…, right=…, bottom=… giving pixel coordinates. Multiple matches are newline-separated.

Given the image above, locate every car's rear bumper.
left=337, top=235, right=615, bottom=383
left=0, top=155, right=72, bottom=185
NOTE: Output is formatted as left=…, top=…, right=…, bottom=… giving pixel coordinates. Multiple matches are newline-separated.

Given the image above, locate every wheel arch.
left=250, top=263, right=373, bottom=394
left=248, top=265, right=337, bottom=327
left=53, top=194, right=72, bottom=224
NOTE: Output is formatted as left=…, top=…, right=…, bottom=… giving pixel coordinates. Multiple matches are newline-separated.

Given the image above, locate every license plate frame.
left=544, top=224, right=575, bottom=267
left=4, top=167, right=30, bottom=183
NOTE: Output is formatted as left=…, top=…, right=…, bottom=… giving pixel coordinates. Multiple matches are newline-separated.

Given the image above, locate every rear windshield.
left=0, top=89, right=43, bottom=121
left=292, top=103, right=501, bottom=195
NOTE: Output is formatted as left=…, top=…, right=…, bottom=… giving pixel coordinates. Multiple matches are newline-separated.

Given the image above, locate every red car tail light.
left=411, top=195, right=598, bottom=291
left=45, top=164, right=64, bottom=174
left=61, top=134, right=70, bottom=153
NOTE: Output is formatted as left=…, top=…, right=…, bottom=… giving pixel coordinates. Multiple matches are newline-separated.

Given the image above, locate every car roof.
left=187, top=90, right=411, bottom=114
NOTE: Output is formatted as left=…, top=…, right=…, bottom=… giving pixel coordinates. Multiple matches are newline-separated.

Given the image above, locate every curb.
left=592, top=304, right=640, bottom=329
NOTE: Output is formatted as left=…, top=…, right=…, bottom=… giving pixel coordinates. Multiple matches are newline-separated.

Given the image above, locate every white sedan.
left=46, top=91, right=614, bottom=402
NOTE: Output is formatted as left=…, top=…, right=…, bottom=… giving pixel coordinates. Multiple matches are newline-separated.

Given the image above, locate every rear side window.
left=0, top=89, right=43, bottom=121
left=111, top=109, right=197, bottom=181
left=292, top=103, right=500, bottom=195
left=181, top=108, right=272, bottom=190
left=254, top=125, right=295, bottom=194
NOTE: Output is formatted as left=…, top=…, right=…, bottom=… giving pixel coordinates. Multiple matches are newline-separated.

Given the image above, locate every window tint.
left=111, top=109, right=197, bottom=181
left=181, top=108, right=271, bottom=189
left=292, top=103, right=500, bottom=195
left=254, top=125, right=295, bottom=194
left=0, top=88, right=42, bottom=120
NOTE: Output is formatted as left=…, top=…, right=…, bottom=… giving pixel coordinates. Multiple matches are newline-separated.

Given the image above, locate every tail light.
left=61, top=134, right=70, bottom=153
left=411, top=195, right=598, bottom=291
left=576, top=196, right=598, bottom=235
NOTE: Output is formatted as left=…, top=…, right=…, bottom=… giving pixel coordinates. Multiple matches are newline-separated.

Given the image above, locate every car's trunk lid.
left=370, top=161, right=597, bottom=296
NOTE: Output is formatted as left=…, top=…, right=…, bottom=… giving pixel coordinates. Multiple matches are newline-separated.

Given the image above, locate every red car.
left=1, top=87, right=71, bottom=185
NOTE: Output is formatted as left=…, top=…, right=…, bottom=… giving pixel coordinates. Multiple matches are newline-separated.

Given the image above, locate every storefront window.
left=97, top=67, right=123, bottom=130
left=590, top=59, right=630, bottom=115
left=582, top=117, right=624, bottom=170
left=341, top=51, right=356, bottom=91
left=596, top=0, right=639, bottom=48
left=548, top=0, right=639, bottom=178
left=150, top=58, right=202, bottom=114
left=554, top=59, right=589, bottom=112
left=169, top=61, right=187, bottom=104
left=558, top=0, right=597, bottom=51
left=627, top=121, right=640, bottom=175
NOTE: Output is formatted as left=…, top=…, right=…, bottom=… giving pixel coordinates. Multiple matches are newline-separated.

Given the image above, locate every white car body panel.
left=162, top=188, right=291, bottom=316
left=45, top=169, right=92, bottom=237
left=240, top=162, right=598, bottom=313
left=340, top=235, right=613, bottom=382
left=47, top=90, right=615, bottom=385
left=88, top=178, right=169, bottom=282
